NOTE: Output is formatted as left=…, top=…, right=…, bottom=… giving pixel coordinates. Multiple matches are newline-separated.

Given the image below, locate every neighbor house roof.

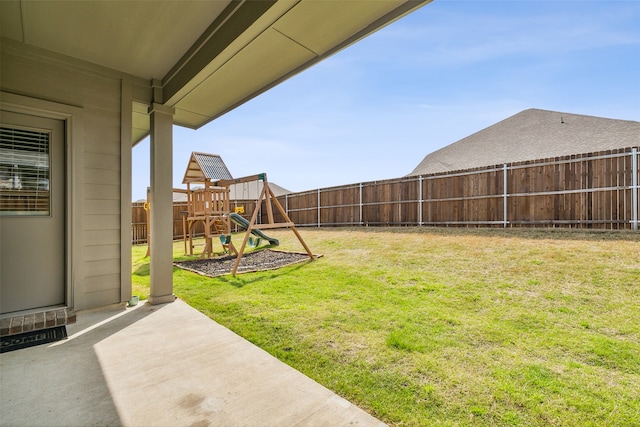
left=171, top=181, right=290, bottom=203
left=0, top=0, right=433, bottom=144
left=228, top=180, right=291, bottom=199
left=409, top=108, right=640, bottom=176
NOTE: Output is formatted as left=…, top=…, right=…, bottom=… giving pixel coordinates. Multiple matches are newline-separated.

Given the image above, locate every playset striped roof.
left=182, top=152, right=233, bottom=184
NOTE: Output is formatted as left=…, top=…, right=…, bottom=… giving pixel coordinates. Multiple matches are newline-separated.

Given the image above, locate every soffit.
left=172, top=27, right=317, bottom=127
left=272, top=0, right=406, bottom=55
left=0, top=0, right=433, bottom=142
left=0, top=0, right=231, bottom=80
left=170, top=0, right=418, bottom=129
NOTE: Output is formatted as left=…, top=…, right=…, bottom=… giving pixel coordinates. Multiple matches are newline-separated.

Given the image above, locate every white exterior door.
left=0, top=111, right=65, bottom=314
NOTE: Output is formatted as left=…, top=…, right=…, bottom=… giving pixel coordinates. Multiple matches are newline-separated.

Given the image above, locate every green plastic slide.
left=229, top=213, right=279, bottom=246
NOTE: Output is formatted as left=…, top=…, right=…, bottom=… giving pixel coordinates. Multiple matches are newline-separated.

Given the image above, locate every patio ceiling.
left=0, top=0, right=432, bottom=143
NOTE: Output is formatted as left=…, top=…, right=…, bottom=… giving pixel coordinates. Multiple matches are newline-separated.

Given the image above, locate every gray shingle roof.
left=227, top=181, right=291, bottom=199
left=409, top=108, right=640, bottom=176
left=172, top=181, right=290, bottom=202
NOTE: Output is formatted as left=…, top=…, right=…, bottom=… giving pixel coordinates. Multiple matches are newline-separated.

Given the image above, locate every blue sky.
left=132, top=0, right=640, bottom=201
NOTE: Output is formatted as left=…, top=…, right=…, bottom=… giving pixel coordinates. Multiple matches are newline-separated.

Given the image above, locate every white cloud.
left=347, top=1, right=640, bottom=69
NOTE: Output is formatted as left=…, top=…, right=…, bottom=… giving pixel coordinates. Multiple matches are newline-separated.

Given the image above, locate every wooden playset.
left=178, top=152, right=313, bottom=276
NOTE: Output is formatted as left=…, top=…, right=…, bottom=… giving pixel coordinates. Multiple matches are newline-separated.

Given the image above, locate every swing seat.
left=220, top=234, right=232, bottom=245
left=248, top=236, right=262, bottom=247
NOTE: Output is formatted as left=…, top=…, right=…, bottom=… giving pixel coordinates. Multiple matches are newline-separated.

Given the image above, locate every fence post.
left=633, top=148, right=638, bottom=231
left=418, top=176, right=423, bottom=226
left=317, top=188, right=321, bottom=228
left=359, top=182, right=363, bottom=226
left=503, top=163, right=508, bottom=228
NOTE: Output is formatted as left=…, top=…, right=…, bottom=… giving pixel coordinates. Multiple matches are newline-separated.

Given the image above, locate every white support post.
left=120, top=77, right=133, bottom=304
left=632, top=148, right=638, bottom=231
left=503, top=164, right=508, bottom=228
left=148, top=102, right=176, bottom=305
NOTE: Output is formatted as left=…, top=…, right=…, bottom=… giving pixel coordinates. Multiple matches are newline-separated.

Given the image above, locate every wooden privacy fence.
left=278, top=147, right=640, bottom=230
left=132, top=147, right=639, bottom=243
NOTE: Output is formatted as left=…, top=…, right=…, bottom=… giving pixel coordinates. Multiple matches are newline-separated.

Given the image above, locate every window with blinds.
left=0, top=126, right=51, bottom=215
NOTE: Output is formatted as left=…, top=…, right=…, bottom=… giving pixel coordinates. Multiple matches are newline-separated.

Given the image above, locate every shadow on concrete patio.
left=0, top=299, right=385, bottom=427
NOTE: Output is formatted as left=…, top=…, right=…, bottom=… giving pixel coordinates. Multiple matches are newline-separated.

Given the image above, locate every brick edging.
left=0, top=308, right=76, bottom=337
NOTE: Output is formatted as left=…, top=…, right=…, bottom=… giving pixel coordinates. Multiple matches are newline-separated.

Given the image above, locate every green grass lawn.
left=132, top=228, right=640, bottom=426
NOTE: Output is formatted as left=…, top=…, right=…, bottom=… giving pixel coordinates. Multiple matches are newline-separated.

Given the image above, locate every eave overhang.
left=158, top=0, right=432, bottom=142
left=0, top=0, right=432, bottom=145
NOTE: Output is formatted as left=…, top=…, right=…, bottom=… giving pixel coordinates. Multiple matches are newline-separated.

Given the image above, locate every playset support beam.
left=176, top=152, right=313, bottom=275
left=231, top=174, right=313, bottom=276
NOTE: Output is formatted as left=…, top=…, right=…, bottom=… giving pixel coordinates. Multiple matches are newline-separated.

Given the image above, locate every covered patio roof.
left=0, top=0, right=432, bottom=143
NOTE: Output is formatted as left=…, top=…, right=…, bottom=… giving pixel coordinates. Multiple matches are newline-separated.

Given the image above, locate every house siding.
left=1, top=43, right=128, bottom=311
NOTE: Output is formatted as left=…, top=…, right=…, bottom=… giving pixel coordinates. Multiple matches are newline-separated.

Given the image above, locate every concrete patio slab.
left=0, top=299, right=385, bottom=427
